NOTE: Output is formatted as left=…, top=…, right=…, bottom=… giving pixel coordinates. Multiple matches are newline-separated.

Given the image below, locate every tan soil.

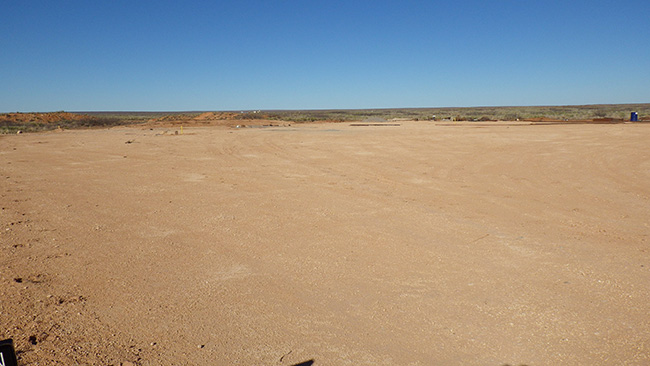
left=1, top=121, right=649, bottom=365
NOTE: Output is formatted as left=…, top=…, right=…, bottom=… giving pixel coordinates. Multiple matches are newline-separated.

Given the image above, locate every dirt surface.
left=1, top=121, right=649, bottom=365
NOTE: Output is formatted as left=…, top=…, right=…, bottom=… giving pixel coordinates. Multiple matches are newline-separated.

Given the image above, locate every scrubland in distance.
left=2, top=103, right=648, bottom=133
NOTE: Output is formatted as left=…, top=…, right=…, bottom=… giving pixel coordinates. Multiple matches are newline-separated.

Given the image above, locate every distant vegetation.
left=0, top=112, right=127, bottom=134
left=2, top=104, right=648, bottom=134
left=261, top=104, right=650, bottom=122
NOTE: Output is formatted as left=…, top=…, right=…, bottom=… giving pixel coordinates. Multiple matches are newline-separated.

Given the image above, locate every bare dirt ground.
left=1, top=121, right=649, bottom=365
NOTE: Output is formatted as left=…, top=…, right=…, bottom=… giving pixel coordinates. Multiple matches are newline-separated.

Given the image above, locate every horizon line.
left=3, top=102, right=649, bottom=114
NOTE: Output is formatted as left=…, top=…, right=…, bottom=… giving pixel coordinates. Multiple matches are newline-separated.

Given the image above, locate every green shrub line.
left=0, top=117, right=130, bottom=134
left=263, top=104, right=650, bottom=122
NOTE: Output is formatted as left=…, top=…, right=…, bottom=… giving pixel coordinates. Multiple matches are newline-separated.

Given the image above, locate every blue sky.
left=1, top=0, right=648, bottom=112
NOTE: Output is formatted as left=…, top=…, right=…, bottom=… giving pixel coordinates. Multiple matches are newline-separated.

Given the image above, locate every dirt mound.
left=193, top=112, right=243, bottom=120
left=522, top=117, right=562, bottom=122
left=151, top=111, right=272, bottom=123
left=0, top=112, right=97, bottom=124
left=144, top=111, right=286, bottom=128
left=151, top=114, right=195, bottom=122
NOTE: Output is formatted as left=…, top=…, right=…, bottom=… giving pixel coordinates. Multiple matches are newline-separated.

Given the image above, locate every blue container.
left=631, top=112, right=639, bottom=122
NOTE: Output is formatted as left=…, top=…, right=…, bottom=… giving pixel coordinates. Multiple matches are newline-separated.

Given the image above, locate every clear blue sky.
left=2, top=0, right=648, bottom=112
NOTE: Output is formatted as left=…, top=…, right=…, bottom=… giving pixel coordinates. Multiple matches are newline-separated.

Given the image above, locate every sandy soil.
left=1, top=121, right=649, bottom=365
